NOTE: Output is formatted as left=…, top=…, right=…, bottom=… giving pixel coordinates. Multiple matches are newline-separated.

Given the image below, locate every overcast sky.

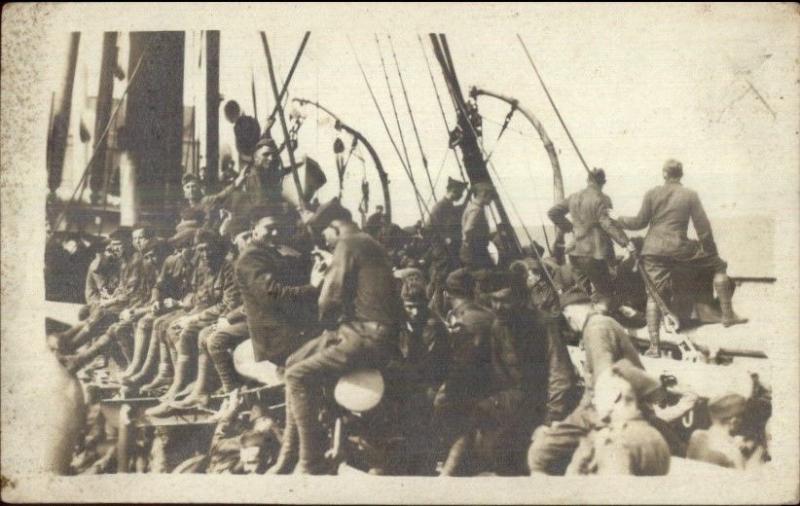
left=58, top=4, right=798, bottom=238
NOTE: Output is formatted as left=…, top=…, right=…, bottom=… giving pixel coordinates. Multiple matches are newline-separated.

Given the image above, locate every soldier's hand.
left=310, top=260, right=327, bottom=289
left=120, top=309, right=132, bottom=321
left=607, top=209, right=620, bottom=221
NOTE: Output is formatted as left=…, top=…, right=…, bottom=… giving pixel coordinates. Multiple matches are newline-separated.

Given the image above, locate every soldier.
left=365, top=204, right=386, bottom=237
left=398, top=277, right=450, bottom=395
left=60, top=238, right=167, bottom=374
left=548, top=169, right=636, bottom=312
left=84, top=239, right=122, bottom=310
left=460, top=181, right=496, bottom=272
left=425, top=177, right=468, bottom=312
left=272, top=202, right=405, bottom=475
left=617, top=159, right=747, bottom=357
left=510, top=258, right=579, bottom=425
left=236, top=208, right=320, bottom=368
left=433, top=268, right=494, bottom=476
left=566, top=359, right=670, bottom=476
left=146, top=230, right=239, bottom=416
left=122, top=231, right=195, bottom=379
left=527, top=305, right=643, bottom=475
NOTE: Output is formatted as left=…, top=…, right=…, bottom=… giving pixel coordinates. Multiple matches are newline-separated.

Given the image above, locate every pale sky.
left=54, top=4, right=798, bottom=269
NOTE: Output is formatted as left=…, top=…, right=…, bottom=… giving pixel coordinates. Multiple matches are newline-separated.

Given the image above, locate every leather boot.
left=267, top=398, right=299, bottom=474
left=140, top=342, right=174, bottom=394
left=123, top=334, right=161, bottom=386
left=645, top=298, right=662, bottom=358
left=714, top=274, right=748, bottom=327
left=440, top=434, right=471, bottom=476
left=172, top=352, right=212, bottom=409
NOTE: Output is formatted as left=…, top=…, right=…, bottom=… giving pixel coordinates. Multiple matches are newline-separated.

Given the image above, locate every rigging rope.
left=388, top=35, right=437, bottom=202
left=518, top=35, right=592, bottom=177
left=348, top=35, right=428, bottom=220
left=417, top=34, right=466, bottom=182
left=375, top=36, right=419, bottom=201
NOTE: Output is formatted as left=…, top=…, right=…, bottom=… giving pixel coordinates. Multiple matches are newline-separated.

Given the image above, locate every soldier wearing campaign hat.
left=460, top=181, right=496, bottom=272
left=425, top=177, right=469, bottom=311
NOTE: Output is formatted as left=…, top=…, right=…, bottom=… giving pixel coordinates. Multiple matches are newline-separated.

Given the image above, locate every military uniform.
left=567, top=417, right=671, bottom=475
left=425, top=195, right=465, bottom=310
left=460, top=198, right=494, bottom=271
left=283, top=227, right=405, bottom=474
left=527, top=314, right=643, bottom=475
left=236, top=242, right=319, bottom=365
left=548, top=180, right=630, bottom=308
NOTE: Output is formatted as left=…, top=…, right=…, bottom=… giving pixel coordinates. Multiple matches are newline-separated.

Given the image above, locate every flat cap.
left=305, top=197, right=352, bottom=232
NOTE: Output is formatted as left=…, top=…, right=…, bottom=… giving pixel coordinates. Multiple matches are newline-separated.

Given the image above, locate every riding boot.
left=714, top=274, right=748, bottom=327
left=124, top=334, right=160, bottom=386
left=267, top=397, right=299, bottom=474
left=140, top=342, right=174, bottom=393
left=645, top=298, right=662, bottom=358
left=440, top=433, right=471, bottom=476
left=172, top=352, right=212, bottom=409
left=62, top=334, right=112, bottom=374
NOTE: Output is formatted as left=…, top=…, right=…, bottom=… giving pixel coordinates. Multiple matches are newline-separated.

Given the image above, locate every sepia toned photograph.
left=1, top=3, right=798, bottom=503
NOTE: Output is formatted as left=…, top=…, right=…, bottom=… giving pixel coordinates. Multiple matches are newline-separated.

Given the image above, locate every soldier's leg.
left=136, top=311, right=184, bottom=391
left=125, top=311, right=179, bottom=386
left=527, top=403, right=596, bottom=475
left=704, top=257, right=747, bottom=327
left=642, top=256, right=672, bottom=358
left=285, top=324, right=391, bottom=474
left=161, top=310, right=220, bottom=402
left=171, top=325, right=220, bottom=408
left=267, top=333, right=328, bottom=475
left=207, top=322, right=250, bottom=393
left=123, top=313, right=156, bottom=377
left=543, top=314, right=579, bottom=425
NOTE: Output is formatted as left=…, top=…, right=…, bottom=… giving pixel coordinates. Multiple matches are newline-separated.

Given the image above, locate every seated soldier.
left=686, top=393, right=751, bottom=469
left=82, top=237, right=122, bottom=318
left=55, top=224, right=155, bottom=364
left=433, top=269, right=494, bottom=476
left=124, top=230, right=219, bottom=394
left=122, top=230, right=196, bottom=380
left=566, top=359, right=671, bottom=476
left=527, top=303, right=644, bottom=475
left=173, top=231, right=252, bottom=409
left=398, top=277, right=450, bottom=398
left=60, top=239, right=168, bottom=374
left=270, top=201, right=404, bottom=475
left=146, top=230, right=239, bottom=416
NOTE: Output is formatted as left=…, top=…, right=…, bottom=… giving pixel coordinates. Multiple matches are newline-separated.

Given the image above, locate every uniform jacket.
left=318, top=230, right=405, bottom=328
left=236, top=242, right=319, bottom=364
left=426, top=198, right=464, bottom=258
left=460, top=199, right=493, bottom=268
left=153, top=251, right=195, bottom=303
left=581, top=314, right=643, bottom=402
left=548, top=183, right=629, bottom=260
left=84, top=254, right=120, bottom=306
left=434, top=300, right=494, bottom=410
left=618, top=181, right=717, bottom=258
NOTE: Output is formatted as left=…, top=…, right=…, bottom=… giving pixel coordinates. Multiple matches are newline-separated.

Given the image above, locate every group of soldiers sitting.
left=49, top=102, right=762, bottom=475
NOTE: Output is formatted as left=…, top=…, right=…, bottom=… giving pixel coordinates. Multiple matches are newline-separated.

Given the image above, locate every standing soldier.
left=617, top=159, right=747, bottom=357
left=460, top=182, right=496, bottom=272
left=548, top=168, right=636, bottom=312
left=425, top=177, right=468, bottom=311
